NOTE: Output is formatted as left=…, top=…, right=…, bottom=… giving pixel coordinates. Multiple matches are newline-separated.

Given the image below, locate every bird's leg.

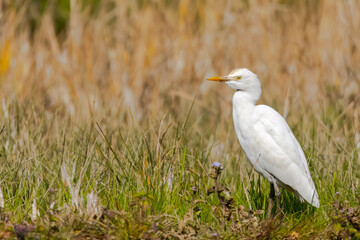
left=266, top=182, right=275, bottom=218
left=273, top=182, right=282, bottom=214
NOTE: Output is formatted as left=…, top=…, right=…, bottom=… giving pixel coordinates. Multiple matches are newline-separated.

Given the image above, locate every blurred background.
left=0, top=0, right=359, bottom=134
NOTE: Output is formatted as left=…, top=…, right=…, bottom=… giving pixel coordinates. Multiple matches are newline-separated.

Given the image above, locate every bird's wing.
left=253, top=105, right=308, bottom=174
left=252, top=105, right=318, bottom=206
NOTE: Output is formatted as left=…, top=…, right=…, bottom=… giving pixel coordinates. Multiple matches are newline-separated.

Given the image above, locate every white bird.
left=208, top=68, right=319, bottom=215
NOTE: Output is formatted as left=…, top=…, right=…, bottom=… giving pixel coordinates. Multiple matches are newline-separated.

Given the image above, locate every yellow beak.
left=207, top=76, right=228, bottom=82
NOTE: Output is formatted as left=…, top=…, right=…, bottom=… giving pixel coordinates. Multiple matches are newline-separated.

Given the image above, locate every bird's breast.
left=232, top=105, right=261, bottom=164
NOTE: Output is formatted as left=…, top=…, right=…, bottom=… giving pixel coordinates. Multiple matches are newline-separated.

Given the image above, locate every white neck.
left=232, top=92, right=256, bottom=121
left=233, top=90, right=259, bottom=108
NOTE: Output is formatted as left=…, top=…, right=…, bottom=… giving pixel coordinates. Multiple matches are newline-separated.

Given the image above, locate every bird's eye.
left=236, top=76, right=242, bottom=81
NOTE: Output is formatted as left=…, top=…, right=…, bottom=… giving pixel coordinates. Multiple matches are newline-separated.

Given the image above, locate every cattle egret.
left=208, top=68, right=319, bottom=215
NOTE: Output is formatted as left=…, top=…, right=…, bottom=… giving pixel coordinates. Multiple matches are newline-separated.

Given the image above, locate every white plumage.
left=208, top=68, right=319, bottom=211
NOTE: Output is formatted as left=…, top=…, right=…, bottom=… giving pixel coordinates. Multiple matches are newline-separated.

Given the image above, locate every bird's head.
left=207, top=68, right=262, bottom=103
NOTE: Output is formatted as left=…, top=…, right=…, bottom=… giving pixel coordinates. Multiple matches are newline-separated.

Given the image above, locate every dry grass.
left=0, top=0, right=359, bottom=238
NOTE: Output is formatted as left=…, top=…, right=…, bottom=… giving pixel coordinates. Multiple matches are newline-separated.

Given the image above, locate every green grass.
left=0, top=99, right=359, bottom=239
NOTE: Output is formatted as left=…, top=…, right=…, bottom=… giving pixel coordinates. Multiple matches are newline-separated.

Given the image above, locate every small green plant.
left=207, top=161, right=235, bottom=221
left=205, top=161, right=283, bottom=239
left=326, top=193, right=360, bottom=239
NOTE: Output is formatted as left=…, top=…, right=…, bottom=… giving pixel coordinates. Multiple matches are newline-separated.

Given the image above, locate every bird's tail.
left=298, top=179, right=319, bottom=208
left=309, top=189, right=320, bottom=208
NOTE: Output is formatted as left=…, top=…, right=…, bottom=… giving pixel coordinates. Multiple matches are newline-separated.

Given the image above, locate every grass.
left=0, top=0, right=360, bottom=239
